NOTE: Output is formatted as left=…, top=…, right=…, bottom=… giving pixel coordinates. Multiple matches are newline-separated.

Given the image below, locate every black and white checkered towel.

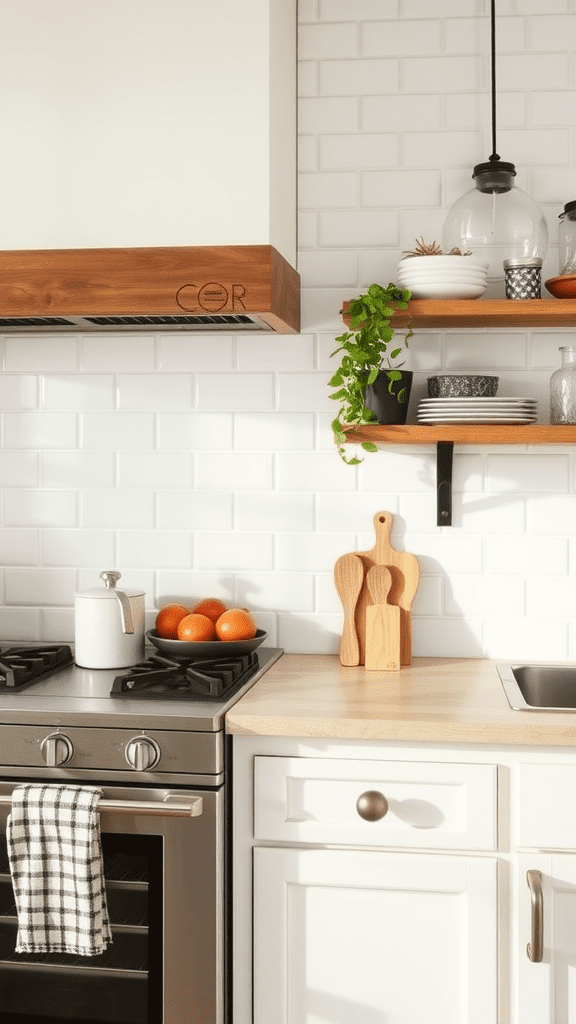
left=6, top=784, right=112, bottom=956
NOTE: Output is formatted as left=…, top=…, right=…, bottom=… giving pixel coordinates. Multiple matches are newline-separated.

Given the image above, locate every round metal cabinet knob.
left=41, top=732, right=74, bottom=767
left=125, top=736, right=161, bottom=772
left=356, top=790, right=389, bottom=822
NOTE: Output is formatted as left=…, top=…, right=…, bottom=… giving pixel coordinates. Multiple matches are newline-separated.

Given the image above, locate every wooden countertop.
left=225, top=655, right=576, bottom=746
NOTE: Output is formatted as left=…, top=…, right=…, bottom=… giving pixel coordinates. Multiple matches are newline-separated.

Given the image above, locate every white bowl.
left=399, top=278, right=489, bottom=290
left=398, top=266, right=488, bottom=278
left=407, top=281, right=488, bottom=299
left=399, top=274, right=487, bottom=286
left=399, top=255, right=489, bottom=271
left=398, top=272, right=488, bottom=285
left=398, top=266, right=488, bottom=279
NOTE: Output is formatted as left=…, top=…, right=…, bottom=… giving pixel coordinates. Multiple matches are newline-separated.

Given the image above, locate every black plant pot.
left=363, top=370, right=413, bottom=425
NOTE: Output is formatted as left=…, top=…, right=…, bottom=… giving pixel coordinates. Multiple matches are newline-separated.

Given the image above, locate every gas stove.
left=0, top=641, right=283, bottom=732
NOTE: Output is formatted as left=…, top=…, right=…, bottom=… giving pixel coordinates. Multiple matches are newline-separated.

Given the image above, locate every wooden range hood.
left=0, top=245, right=300, bottom=334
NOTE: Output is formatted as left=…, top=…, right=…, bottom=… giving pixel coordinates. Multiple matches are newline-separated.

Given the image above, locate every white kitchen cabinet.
left=515, top=855, right=576, bottom=1024
left=254, top=845, right=498, bottom=1024
left=233, top=742, right=499, bottom=1024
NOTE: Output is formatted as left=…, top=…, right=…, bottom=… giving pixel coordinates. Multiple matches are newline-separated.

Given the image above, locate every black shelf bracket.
left=436, top=441, right=454, bottom=526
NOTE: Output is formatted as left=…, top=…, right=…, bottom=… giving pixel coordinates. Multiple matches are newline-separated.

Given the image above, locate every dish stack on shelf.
left=417, top=397, right=538, bottom=425
left=397, top=255, right=489, bottom=299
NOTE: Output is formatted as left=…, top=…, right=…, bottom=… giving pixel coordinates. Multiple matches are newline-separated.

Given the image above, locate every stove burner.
left=111, top=651, right=260, bottom=700
left=0, top=644, right=74, bottom=691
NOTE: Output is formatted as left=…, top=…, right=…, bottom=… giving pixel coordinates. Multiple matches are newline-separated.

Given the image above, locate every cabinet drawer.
left=254, top=756, right=497, bottom=850
left=518, top=764, right=576, bottom=848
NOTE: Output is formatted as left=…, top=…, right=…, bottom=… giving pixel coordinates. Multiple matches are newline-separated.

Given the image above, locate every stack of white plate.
left=397, top=255, right=489, bottom=299
left=417, top=397, right=537, bottom=425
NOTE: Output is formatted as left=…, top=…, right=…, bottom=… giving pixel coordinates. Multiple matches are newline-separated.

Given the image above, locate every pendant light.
left=442, top=0, right=547, bottom=293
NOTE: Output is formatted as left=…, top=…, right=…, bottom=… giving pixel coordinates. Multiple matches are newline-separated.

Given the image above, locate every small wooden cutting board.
left=364, top=565, right=401, bottom=671
left=355, top=511, right=419, bottom=667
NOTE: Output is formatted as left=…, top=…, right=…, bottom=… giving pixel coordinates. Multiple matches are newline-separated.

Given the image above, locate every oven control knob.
left=125, top=736, right=161, bottom=772
left=41, top=733, right=74, bottom=767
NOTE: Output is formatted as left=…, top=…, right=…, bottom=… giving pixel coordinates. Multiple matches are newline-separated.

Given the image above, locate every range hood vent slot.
left=0, top=245, right=300, bottom=334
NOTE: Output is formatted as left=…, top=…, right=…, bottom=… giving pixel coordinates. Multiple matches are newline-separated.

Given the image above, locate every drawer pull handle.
left=356, top=790, right=389, bottom=822
left=527, top=869, right=543, bottom=963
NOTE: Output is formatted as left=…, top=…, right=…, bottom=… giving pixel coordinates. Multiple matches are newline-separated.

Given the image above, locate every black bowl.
left=146, top=628, right=268, bottom=660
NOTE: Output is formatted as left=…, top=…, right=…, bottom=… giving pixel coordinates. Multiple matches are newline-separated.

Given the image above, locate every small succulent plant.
left=401, top=237, right=472, bottom=258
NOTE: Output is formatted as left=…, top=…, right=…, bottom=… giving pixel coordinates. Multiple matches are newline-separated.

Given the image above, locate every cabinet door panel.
left=517, top=855, right=576, bottom=1024
left=254, top=756, right=497, bottom=850
left=254, top=848, right=497, bottom=1024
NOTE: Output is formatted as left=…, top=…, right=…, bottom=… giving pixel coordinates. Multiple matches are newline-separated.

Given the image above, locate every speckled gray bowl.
left=427, top=375, right=499, bottom=398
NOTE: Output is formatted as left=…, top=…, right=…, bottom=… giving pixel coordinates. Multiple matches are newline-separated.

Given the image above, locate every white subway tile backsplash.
left=0, top=452, right=39, bottom=487
left=299, top=97, right=359, bottom=134
left=488, top=454, right=570, bottom=493
left=486, top=535, right=568, bottom=575
left=81, top=335, right=155, bottom=371
left=319, top=133, right=399, bottom=171
left=319, top=59, right=398, bottom=97
left=197, top=373, right=276, bottom=411
left=237, top=336, right=316, bottom=370
left=362, top=94, right=440, bottom=133
left=82, top=412, right=155, bottom=450
left=42, top=530, right=115, bottom=568
left=319, top=210, right=399, bottom=247
left=3, top=2, right=576, bottom=653
left=118, top=374, right=194, bottom=410
left=277, top=532, right=356, bottom=572
left=5, top=569, right=77, bottom=606
left=157, top=492, right=233, bottom=531
left=41, top=452, right=116, bottom=489
left=278, top=452, right=357, bottom=492
left=299, top=22, right=359, bottom=60
left=157, top=335, right=234, bottom=370
left=5, top=337, right=78, bottom=372
left=119, top=452, right=193, bottom=489
left=445, top=576, right=526, bottom=617
left=362, top=170, right=441, bottom=208
left=4, top=491, right=77, bottom=528
left=81, top=490, right=155, bottom=529
left=235, top=413, right=316, bottom=451
left=119, top=530, right=192, bottom=569
left=196, top=452, right=274, bottom=491
left=4, top=413, right=77, bottom=450
left=157, top=413, right=233, bottom=451
left=277, top=373, right=334, bottom=412
left=42, top=375, right=115, bottom=411
left=0, top=375, right=39, bottom=409
left=236, top=573, right=315, bottom=612
left=195, top=532, right=274, bottom=571
left=0, top=530, right=39, bottom=566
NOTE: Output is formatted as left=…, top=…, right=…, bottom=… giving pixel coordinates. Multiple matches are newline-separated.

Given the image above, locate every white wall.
left=1, top=0, right=576, bottom=660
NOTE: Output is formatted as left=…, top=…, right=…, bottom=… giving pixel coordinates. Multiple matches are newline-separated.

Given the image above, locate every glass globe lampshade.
left=443, top=157, right=548, bottom=295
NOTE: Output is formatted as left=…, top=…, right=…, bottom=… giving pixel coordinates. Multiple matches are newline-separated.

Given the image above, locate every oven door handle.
left=0, top=792, right=203, bottom=818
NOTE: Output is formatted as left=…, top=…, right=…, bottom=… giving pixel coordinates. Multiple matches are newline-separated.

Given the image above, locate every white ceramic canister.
left=74, top=571, right=145, bottom=668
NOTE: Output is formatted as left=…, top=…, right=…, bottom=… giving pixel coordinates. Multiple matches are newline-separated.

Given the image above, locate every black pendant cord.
left=490, top=0, right=499, bottom=162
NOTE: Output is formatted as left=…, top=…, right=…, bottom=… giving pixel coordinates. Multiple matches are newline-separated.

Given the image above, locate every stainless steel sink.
left=498, top=664, right=576, bottom=711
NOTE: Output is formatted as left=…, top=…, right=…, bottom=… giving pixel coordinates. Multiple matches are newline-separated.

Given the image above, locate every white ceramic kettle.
left=74, top=571, right=145, bottom=669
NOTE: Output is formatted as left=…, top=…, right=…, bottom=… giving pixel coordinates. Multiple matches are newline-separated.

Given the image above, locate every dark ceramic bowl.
left=146, top=628, right=267, bottom=660
left=427, top=375, right=499, bottom=398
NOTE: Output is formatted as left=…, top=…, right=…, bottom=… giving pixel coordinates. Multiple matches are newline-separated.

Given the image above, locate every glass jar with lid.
left=550, top=346, right=576, bottom=424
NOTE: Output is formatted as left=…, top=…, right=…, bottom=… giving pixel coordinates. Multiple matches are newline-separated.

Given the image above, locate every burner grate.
left=111, top=652, right=260, bottom=700
left=0, top=645, right=74, bottom=691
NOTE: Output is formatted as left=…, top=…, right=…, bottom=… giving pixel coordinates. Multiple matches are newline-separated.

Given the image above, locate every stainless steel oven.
left=0, top=643, right=283, bottom=1024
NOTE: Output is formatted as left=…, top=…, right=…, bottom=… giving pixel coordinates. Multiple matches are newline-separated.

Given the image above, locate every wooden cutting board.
left=354, top=511, right=419, bottom=667
left=364, top=565, right=401, bottom=671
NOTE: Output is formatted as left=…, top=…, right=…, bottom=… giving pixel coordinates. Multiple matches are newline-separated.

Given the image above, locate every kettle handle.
left=100, top=571, right=135, bottom=634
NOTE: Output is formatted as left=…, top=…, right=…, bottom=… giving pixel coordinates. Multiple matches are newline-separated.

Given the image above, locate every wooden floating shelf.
left=341, top=298, right=576, bottom=329
left=343, top=424, right=576, bottom=445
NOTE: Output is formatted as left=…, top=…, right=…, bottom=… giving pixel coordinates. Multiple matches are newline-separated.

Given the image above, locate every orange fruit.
left=155, top=603, right=189, bottom=639
left=177, top=613, right=216, bottom=642
left=215, top=607, right=257, bottom=641
left=191, top=597, right=228, bottom=622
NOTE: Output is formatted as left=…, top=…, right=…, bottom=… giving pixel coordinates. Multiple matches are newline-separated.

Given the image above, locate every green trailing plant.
left=329, top=282, right=412, bottom=464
